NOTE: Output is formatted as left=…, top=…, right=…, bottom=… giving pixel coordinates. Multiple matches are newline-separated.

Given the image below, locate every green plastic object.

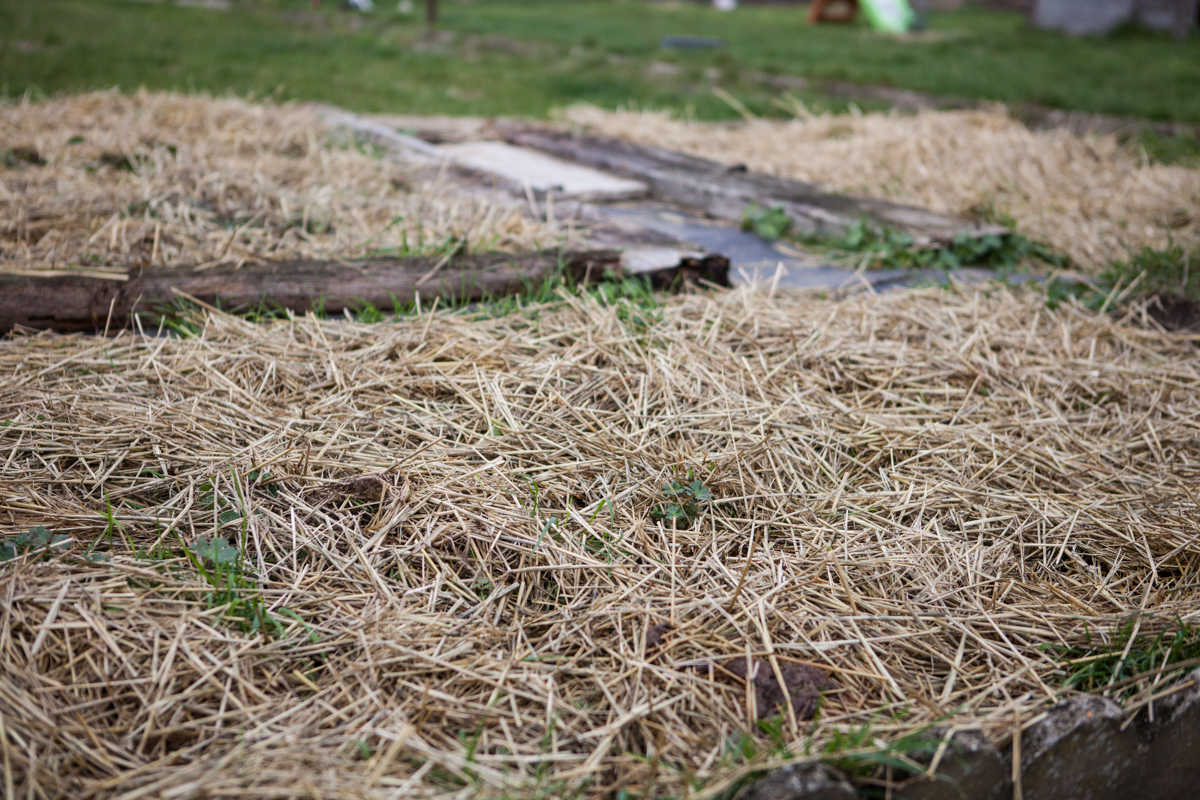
left=860, top=0, right=916, bottom=33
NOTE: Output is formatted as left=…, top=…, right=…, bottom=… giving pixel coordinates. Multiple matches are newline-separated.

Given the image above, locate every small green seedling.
left=0, top=526, right=71, bottom=563
left=652, top=479, right=712, bottom=526
left=192, top=536, right=240, bottom=566
left=801, top=217, right=1065, bottom=275
left=742, top=203, right=792, bottom=241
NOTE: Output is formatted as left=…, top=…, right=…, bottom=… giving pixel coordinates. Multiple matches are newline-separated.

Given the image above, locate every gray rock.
left=1030, top=0, right=1136, bottom=35
left=744, top=671, right=1200, bottom=800
left=1021, top=694, right=1141, bottom=800
left=1110, top=667, right=1200, bottom=800
left=1029, top=0, right=1196, bottom=36
left=895, top=729, right=1010, bottom=800
left=737, top=763, right=858, bottom=800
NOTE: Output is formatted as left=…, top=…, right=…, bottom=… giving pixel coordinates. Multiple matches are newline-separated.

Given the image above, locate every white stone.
left=439, top=141, right=648, bottom=201
left=620, top=248, right=705, bottom=274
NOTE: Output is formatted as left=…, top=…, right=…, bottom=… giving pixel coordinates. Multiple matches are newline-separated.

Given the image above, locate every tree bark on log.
left=495, top=125, right=1007, bottom=244
left=1, top=249, right=727, bottom=334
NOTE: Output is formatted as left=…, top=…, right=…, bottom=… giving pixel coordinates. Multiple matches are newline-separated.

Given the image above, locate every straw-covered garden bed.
left=3, top=281, right=1199, bottom=799
left=1, top=91, right=566, bottom=276
left=2, top=93, right=1200, bottom=799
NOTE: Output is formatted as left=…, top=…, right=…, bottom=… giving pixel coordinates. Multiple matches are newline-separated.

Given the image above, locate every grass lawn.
left=2, top=0, right=1199, bottom=122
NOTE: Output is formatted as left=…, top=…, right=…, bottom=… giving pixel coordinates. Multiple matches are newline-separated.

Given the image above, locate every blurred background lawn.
left=2, top=0, right=1198, bottom=123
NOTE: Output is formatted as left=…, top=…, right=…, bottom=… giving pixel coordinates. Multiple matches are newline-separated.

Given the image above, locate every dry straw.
left=562, top=102, right=1200, bottom=271
left=1, top=90, right=566, bottom=275
left=2, top=278, right=1198, bottom=799
left=2, top=91, right=1199, bottom=799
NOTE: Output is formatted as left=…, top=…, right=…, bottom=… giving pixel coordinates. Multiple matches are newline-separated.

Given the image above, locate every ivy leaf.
left=662, top=480, right=686, bottom=496
left=741, top=203, right=792, bottom=241
left=31, top=527, right=70, bottom=550
left=655, top=503, right=689, bottom=521
left=0, top=527, right=71, bottom=563
left=193, top=537, right=239, bottom=566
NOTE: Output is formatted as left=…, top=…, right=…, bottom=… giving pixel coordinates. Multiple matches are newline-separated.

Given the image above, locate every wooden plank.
left=495, top=125, right=1007, bottom=244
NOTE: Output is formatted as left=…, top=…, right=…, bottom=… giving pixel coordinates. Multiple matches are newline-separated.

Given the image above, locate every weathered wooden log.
left=0, top=250, right=728, bottom=334
left=495, top=124, right=1008, bottom=244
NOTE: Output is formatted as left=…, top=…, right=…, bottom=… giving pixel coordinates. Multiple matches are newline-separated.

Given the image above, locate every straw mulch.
left=2, top=283, right=1198, bottom=799
left=1, top=91, right=564, bottom=275
left=562, top=103, right=1200, bottom=271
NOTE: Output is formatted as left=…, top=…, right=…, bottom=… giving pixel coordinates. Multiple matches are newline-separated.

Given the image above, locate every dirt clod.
left=721, top=658, right=835, bottom=721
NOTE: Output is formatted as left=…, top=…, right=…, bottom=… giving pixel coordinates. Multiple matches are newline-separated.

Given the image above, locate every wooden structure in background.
left=806, top=0, right=860, bottom=22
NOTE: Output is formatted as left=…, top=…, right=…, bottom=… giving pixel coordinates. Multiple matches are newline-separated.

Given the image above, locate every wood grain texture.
left=496, top=124, right=1008, bottom=243
left=0, top=251, right=618, bottom=334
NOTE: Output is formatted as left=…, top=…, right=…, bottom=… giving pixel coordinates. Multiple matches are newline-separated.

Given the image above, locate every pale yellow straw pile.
left=1, top=90, right=562, bottom=274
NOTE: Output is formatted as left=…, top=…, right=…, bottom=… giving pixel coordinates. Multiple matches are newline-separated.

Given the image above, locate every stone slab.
left=597, top=205, right=793, bottom=268
left=364, top=114, right=489, bottom=143
left=1021, top=694, right=1139, bottom=800
left=438, top=141, right=649, bottom=201
left=1114, top=668, right=1200, bottom=800
left=321, top=109, right=446, bottom=162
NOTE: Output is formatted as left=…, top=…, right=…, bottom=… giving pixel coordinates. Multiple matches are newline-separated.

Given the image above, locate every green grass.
left=2, top=0, right=1199, bottom=122
left=138, top=255, right=668, bottom=338
left=1041, top=618, right=1200, bottom=700
left=1045, top=242, right=1200, bottom=311
left=1101, top=242, right=1200, bottom=300
left=792, top=218, right=1068, bottom=274
left=1136, top=128, right=1200, bottom=166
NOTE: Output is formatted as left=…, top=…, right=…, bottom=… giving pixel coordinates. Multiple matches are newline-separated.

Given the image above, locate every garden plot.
left=3, top=283, right=1200, bottom=799
left=2, top=92, right=1200, bottom=800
